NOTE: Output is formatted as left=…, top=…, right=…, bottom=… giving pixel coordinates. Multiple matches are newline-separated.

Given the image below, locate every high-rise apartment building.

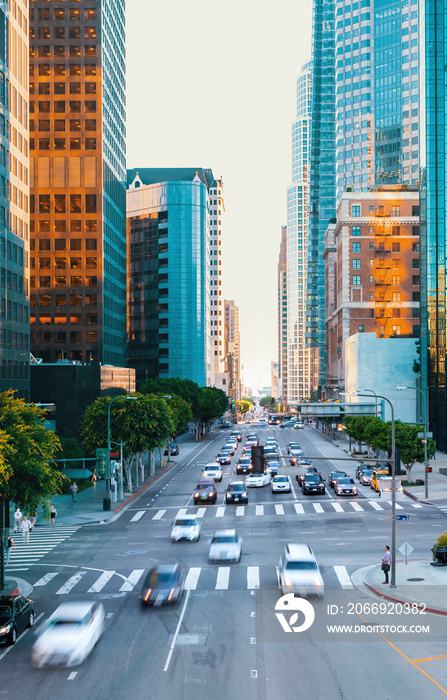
left=29, top=0, right=127, bottom=367
left=325, top=189, right=420, bottom=393
left=126, top=168, right=212, bottom=388
left=277, top=225, right=287, bottom=402
left=224, top=299, right=240, bottom=401
left=308, top=0, right=337, bottom=395
left=286, top=61, right=312, bottom=403
left=335, top=0, right=419, bottom=200
left=0, top=1, right=30, bottom=399
left=420, top=0, right=447, bottom=449
left=208, top=177, right=225, bottom=390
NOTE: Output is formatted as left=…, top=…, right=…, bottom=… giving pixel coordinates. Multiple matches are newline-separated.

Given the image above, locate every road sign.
left=418, top=431, right=433, bottom=438
left=398, top=541, right=414, bottom=565
left=396, top=514, right=410, bottom=521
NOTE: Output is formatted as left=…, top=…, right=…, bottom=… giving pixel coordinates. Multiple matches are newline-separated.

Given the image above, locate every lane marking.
left=331, top=502, right=344, bottom=513
left=215, top=567, right=230, bottom=590
left=130, top=511, right=146, bottom=522
left=119, top=569, right=145, bottom=592
left=184, top=567, right=201, bottom=590
left=333, top=565, right=353, bottom=589
left=294, top=503, right=304, bottom=514
left=274, top=504, right=284, bottom=515
left=88, top=570, right=115, bottom=593
left=256, top=505, right=264, bottom=516
left=56, top=571, right=87, bottom=595
left=247, top=566, right=260, bottom=589
left=313, top=504, right=324, bottom=513
left=216, top=507, right=225, bottom=517
left=163, top=589, right=191, bottom=672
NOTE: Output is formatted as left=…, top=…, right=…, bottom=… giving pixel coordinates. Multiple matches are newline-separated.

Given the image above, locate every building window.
left=392, top=242, right=400, bottom=252
left=392, top=325, right=401, bottom=335
left=359, top=325, right=364, bottom=332
left=352, top=242, right=361, bottom=252
left=352, top=259, right=361, bottom=269
left=412, top=275, right=420, bottom=285
left=412, top=258, right=420, bottom=269
left=412, top=308, right=420, bottom=318
left=412, top=205, right=419, bottom=216
left=352, top=205, right=361, bottom=216
left=412, top=291, right=420, bottom=301
left=369, top=309, right=374, bottom=318
left=412, top=242, right=420, bottom=253
left=352, top=275, right=361, bottom=285
left=391, top=206, right=400, bottom=216
left=392, top=292, right=401, bottom=302
left=352, top=226, right=361, bottom=236
left=392, top=276, right=401, bottom=285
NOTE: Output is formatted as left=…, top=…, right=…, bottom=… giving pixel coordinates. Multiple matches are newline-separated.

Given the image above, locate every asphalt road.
left=2, top=423, right=447, bottom=700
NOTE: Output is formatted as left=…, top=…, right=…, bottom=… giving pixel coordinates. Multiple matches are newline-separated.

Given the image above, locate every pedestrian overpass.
left=290, top=402, right=381, bottom=417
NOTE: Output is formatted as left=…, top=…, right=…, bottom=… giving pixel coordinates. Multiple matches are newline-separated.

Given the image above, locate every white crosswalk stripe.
left=331, top=502, right=344, bottom=513
left=87, top=571, right=115, bottom=593
left=56, top=571, right=87, bottom=595
left=350, top=502, right=364, bottom=512
left=275, top=504, right=285, bottom=515
left=395, top=502, right=404, bottom=510
left=34, top=572, right=59, bottom=587
left=216, top=507, right=226, bottom=517
left=256, top=505, right=264, bottom=516
left=313, top=503, right=324, bottom=513
left=120, top=569, right=145, bottom=592
left=333, top=566, right=353, bottom=589
left=184, top=567, right=201, bottom=590
left=236, top=506, right=245, bottom=516
left=247, top=566, right=260, bottom=589
left=369, top=501, right=384, bottom=510
left=411, top=503, right=423, bottom=509
left=294, top=503, right=304, bottom=514
left=174, top=509, right=187, bottom=520
left=196, top=508, right=206, bottom=518
left=130, top=511, right=145, bottom=522
left=7, top=526, right=80, bottom=571
left=215, top=567, right=230, bottom=590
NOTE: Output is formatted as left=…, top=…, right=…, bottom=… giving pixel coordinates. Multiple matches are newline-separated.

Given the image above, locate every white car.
left=271, top=475, right=292, bottom=493
left=293, top=422, right=305, bottom=429
left=245, top=472, right=271, bottom=488
left=203, top=463, right=223, bottom=481
left=278, top=543, right=324, bottom=598
left=31, top=601, right=105, bottom=668
left=170, top=516, right=200, bottom=542
left=208, top=530, right=242, bottom=563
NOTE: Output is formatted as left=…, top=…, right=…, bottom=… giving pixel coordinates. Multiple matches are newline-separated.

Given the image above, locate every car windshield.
left=228, top=484, right=244, bottom=492
left=338, top=478, right=355, bottom=484
left=363, top=470, right=374, bottom=476
left=286, top=561, right=317, bottom=570
left=239, top=458, right=251, bottom=464
left=206, top=466, right=219, bottom=470
left=47, top=619, right=85, bottom=628
left=332, top=472, right=346, bottom=478
left=275, top=476, right=287, bottom=482
left=212, top=535, right=237, bottom=544
left=305, top=475, right=320, bottom=482
left=0, top=604, right=12, bottom=619
left=147, top=572, right=178, bottom=586
left=196, top=483, right=213, bottom=490
left=174, top=519, right=196, bottom=527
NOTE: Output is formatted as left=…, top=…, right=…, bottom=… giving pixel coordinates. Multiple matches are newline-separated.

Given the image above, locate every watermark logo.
left=274, top=594, right=315, bottom=633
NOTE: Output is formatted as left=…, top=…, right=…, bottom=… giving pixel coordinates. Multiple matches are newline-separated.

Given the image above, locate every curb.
left=365, top=582, right=447, bottom=617
left=113, top=460, right=176, bottom=514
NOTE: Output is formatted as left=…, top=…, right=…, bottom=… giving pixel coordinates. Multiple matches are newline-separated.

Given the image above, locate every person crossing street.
left=70, top=481, right=78, bottom=503
left=21, top=515, right=32, bottom=544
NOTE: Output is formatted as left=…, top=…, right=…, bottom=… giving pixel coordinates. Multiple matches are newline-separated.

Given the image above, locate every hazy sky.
left=126, top=0, right=313, bottom=391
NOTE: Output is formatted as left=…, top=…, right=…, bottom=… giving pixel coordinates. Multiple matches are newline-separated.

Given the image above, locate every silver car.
left=208, top=530, right=242, bottom=563
left=271, top=475, right=292, bottom=493
left=278, top=543, right=324, bottom=598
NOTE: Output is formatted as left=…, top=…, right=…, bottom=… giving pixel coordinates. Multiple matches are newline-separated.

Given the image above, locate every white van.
left=202, top=463, right=223, bottom=482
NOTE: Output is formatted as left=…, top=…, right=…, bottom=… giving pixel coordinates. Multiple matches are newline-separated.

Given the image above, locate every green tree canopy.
left=140, top=377, right=200, bottom=417
left=81, top=393, right=175, bottom=456
left=0, top=390, right=65, bottom=512
left=156, top=393, right=193, bottom=434
left=197, top=387, right=228, bottom=423
left=260, top=396, right=276, bottom=409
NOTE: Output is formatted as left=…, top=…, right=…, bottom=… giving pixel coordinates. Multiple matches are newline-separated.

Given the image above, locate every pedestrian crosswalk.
left=145, top=499, right=423, bottom=522
left=7, top=526, right=80, bottom=572
left=26, top=563, right=354, bottom=596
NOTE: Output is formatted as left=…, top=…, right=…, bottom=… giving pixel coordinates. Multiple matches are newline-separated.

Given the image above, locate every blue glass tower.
left=126, top=168, right=212, bottom=388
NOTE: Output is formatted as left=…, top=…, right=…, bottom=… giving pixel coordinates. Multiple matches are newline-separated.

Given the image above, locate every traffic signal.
left=426, top=466, right=432, bottom=473
left=95, top=448, right=108, bottom=477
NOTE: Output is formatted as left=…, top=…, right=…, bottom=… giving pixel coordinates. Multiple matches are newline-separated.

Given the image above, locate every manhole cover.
left=407, top=578, right=425, bottom=582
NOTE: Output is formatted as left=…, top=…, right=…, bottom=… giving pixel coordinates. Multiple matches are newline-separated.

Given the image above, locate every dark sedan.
left=296, top=467, right=319, bottom=485
left=216, top=452, right=231, bottom=465
left=164, top=442, right=179, bottom=456
left=328, top=470, right=348, bottom=488
left=226, top=481, right=248, bottom=504
left=301, top=474, right=326, bottom=495
left=0, top=595, right=35, bottom=645
left=265, top=460, right=280, bottom=476
left=236, top=457, right=252, bottom=474
left=139, top=564, right=186, bottom=606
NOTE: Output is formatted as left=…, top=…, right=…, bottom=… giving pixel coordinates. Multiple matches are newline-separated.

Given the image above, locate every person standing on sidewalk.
left=6, top=534, right=15, bottom=564
left=381, top=545, right=391, bottom=584
left=49, top=504, right=57, bottom=526
left=70, top=481, right=78, bottom=503
left=21, top=515, right=32, bottom=544
left=13, top=507, right=22, bottom=533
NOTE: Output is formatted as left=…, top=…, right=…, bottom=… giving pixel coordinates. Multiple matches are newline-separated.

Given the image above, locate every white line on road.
left=67, top=672, right=78, bottom=680
left=174, top=508, right=187, bottom=519
left=184, top=567, right=201, bottom=590
left=152, top=509, right=167, bottom=520
left=333, top=565, right=353, bottom=589
left=196, top=508, right=206, bottom=518
left=255, top=505, right=264, bottom=516
left=236, top=506, right=245, bottom=516
left=130, top=511, right=146, bottom=522
left=247, top=566, right=260, bottom=589
left=215, top=567, right=230, bottom=590
left=368, top=501, right=384, bottom=511
left=331, top=502, right=344, bottom=513
left=119, top=569, right=145, bottom=592
left=34, top=572, right=59, bottom=586
left=56, top=571, right=87, bottom=595
left=411, top=503, right=423, bottom=508
left=394, top=502, right=404, bottom=510
left=313, top=503, right=324, bottom=513
left=350, top=502, right=364, bottom=512
left=294, top=503, right=304, bottom=514
left=88, top=570, right=115, bottom=593
left=163, top=589, right=191, bottom=673
left=216, top=506, right=225, bottom=517
left=275, top=504, right=285, bottom=515
left=290, top=478, right=298, bottom=500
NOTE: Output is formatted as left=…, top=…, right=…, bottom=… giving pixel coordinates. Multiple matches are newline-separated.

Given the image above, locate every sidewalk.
left=315, top=423, right=447, bottom=505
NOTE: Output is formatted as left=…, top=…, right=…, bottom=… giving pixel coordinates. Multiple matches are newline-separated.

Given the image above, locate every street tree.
left=81, top=394, right=174, bottom=491
left=0, top=390, right=65, bottom=513
left=394, top=421, right=436, bottom=481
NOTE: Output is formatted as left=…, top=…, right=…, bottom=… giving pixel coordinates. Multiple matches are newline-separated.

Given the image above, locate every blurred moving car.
left=236, top=456, right=252, bottom=474
left=278, top=543, right=324, bottom=597
left=296, top=467, right=319, bottom=486
left=31, top=601, right=105, bottom=667
left=271, top=475, right=292, bottom=493
left=164, top=442, right=179, bottom=456
left=355, top=463, right=366, bottom=479
left=293, top=422, right=305, bottom=430
left=223, top=443, right=236, bottom=456
left=359, top=469, right=374, bottom=485
left=287, top=442, right=300, bottom=454
left=170, top=516, right=200, bottom=542
left=265, top=459, right=280, bottom=476
left=193, top=479, right=217, bottom=504
left=0, top=595, right=34, bottom=645
left=245, top=472, right=271, bottom=488
left=208, top=530, right=242, bottom=563
left=334, top=477, right=358, bottom=496
left=216, top=452, right=231, bottom=466
left=328, top=470, right=347, bottom=488
left=203, top=463, right=223, bottom=480
left=289, top=448, right=304, bottom=465
left=139, top=564, right=185, bottom=607
left=226, top=481, right=248, bottom=504
left=301, top=473, right=326, bottom=495
left=230, top=430, right=242, bottom=442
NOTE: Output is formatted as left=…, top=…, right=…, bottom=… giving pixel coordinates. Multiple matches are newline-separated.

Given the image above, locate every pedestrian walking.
left=6, top=534, right=15, bottom=564
left=21, top=515, right=32, bottom=544
left=49, top=504, right=57, bottom=526
left=70, top=481, right=78, bottom=503
left=30, top=511, right=37, bottom=531
left=13, top=507, right=22, bottom=533
left=381, top=545, right=391, bottom=584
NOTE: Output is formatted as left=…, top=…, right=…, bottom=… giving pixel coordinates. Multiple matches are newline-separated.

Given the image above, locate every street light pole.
left=396, top=385, right=429, bottom=499
left=105, top=396, right=137, bottom=511
left=357, top=392, right=396, bottom=588
left=358, top=388, right=381, bottom=420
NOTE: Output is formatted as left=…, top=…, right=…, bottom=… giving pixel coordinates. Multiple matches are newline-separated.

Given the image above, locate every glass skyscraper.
left=29, top=0, right=127, bottom=367
left=287, top=61, right=312, bottom=403
left=308, top=0, right=337, bottom=393
left=126, top=168, right=211, bottom=388
left=420, top=0, right=447, bottom=450
left=0, top=1, right=30, bottom=400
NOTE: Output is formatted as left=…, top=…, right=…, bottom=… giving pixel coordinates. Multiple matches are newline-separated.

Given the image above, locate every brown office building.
left=28, top=0, right=127, bottom=367
left=324, top=188, right=420, bottom=395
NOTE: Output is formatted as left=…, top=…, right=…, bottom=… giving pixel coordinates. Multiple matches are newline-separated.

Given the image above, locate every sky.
left=126, top=0, right=313, bottom=392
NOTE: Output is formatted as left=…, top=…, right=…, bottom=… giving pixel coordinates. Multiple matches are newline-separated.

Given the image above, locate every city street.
left=2, top=424, right=447, bottom=699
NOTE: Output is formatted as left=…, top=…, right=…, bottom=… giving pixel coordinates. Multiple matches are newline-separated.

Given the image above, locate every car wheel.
left=8, top=627, right=17, bottom=645
left=28, top=611, right=35, bottom=628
